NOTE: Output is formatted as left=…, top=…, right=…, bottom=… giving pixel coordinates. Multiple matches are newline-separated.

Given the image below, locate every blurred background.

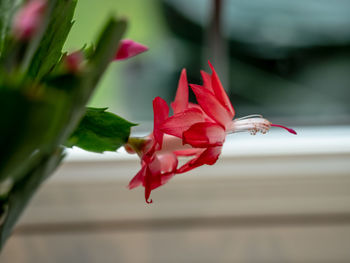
left=65, top=0, right=350, bottom=127
left=1, top=0, right=350, bottom=262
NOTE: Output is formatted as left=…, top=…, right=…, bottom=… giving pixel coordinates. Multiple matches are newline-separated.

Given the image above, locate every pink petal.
left=190, top=84, right=232, bottom=129
left=160, top=107, right=205, bottom=138
left=208, top=61, right=235, bottom=118
left=171, top=69, right=189, bottom=114
left=188, top=103, right=215, bottom=123
left=128, top=164, right=146, bottom=189
left=177, top=146, right=222, bottom=173
left=174, top=148, right=204, bottom=156
left=153, top=97, right=169, bottom=146
left=148, top=152, right=178, bottom=176
left=183, top=122, right=226, bottom=148
left=114, top=39, right=148, bottom=61
left=271, top=124, right=297, bottom=135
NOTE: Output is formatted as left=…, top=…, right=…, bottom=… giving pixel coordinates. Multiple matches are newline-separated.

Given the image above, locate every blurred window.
left=66, top=0, right=350, bottom=128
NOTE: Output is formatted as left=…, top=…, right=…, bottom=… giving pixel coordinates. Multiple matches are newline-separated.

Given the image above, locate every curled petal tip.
left=114, top=39, right=148, bottom=61
left=146, top=198, right=153, bottom=204
left=271, top=124, right=297, bottom=135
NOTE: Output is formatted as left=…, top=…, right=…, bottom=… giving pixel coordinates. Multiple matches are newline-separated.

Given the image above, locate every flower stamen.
left=227, top=116, right=271, bottom=135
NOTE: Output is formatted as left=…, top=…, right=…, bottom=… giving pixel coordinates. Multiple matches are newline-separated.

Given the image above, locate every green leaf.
left=26, top=0, right=77, bottom=80
left=0, top=0, right=24, bottom=56
left=0, top=86, right=71, bottom=182
left=65, top=107, right=136, bottom=153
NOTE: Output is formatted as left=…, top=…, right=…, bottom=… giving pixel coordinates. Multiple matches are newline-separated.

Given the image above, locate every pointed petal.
left=153, top=97, right=169, bottom=146
left=208, top=61, right=235, bottom=118
left=161, top=107, right=205, bottom=138
left=128, top=164, right=147, bottom=189
left=114, top=39, right=148, bottom=60
left=190, top=84, right=232, bottom=128
left=171, top=69, right=189, bottom=114
left=144, top=167, right=153, bottom=203
left=183, top=122, right=226, bottom=148
left=177, top=146, right=222, bottom=173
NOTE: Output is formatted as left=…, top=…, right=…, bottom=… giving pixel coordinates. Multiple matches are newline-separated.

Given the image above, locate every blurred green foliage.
left=64, top=0, right=166, bottom=115
left=0, top=0, right=132, bottom=250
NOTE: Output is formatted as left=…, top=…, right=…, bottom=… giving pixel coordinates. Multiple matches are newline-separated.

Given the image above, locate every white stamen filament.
left=227, top=117, right=271, bottom=135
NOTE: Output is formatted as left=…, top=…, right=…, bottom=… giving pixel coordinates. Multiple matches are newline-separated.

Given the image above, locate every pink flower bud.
left=64, top=51, right=84, bottom=73
left=13, top=0, right=47, bottom=40
left=114, top=39, right=148, bottom=61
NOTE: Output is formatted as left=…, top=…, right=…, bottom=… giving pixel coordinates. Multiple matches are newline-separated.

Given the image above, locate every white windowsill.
left=54, top=125, right=350, bottom=182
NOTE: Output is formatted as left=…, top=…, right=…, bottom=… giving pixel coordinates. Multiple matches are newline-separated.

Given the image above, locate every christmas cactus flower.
left=126, top=61, right=296, bottom=203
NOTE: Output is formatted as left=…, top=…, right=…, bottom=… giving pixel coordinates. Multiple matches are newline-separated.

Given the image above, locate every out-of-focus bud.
left=13, top=0, right=47, bottom=40
left=64, top=51, right=84, bottom=73
left=114, top=39, right=148, bottom=61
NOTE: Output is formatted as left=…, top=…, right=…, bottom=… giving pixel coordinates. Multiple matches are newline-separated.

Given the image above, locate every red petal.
left=153, top=97, right=169, bottom=146
left=114, top=39, right=148, bottom=60
left=190, top=84, right=232, bottom=128
left=183, top=122, right=226, bottom=148
left=177, top=146, right=222, bottom=173
left=171, top=69, right=188, bottom=114
left=128, top=164, right=146, bottom=189
left=208, top=61, right=235, bottom=118
left=188, top=103, right=215, bottom=123
left=144, top=167, right=153, bottom=203
left=161, top=107, right=205, bottom=138
left=144, top=153, right=178, bottom=203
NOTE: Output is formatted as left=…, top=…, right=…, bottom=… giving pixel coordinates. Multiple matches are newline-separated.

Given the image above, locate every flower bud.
left=64, top=51, right=84, bottom=73
left=13, top=0, right=47, bottom=40
left=114, top=39, right=148, bottom=61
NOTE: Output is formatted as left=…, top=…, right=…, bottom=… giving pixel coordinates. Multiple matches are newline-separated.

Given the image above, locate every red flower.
left=127, top=61, right=296, bottom=203
left=161, top=61, right=296, bottom=170
left=126, top=75, right=207, bottom=203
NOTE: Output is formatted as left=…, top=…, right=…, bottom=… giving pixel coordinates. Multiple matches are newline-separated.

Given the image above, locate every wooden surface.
left=1, top=150, right=350, bottom=262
